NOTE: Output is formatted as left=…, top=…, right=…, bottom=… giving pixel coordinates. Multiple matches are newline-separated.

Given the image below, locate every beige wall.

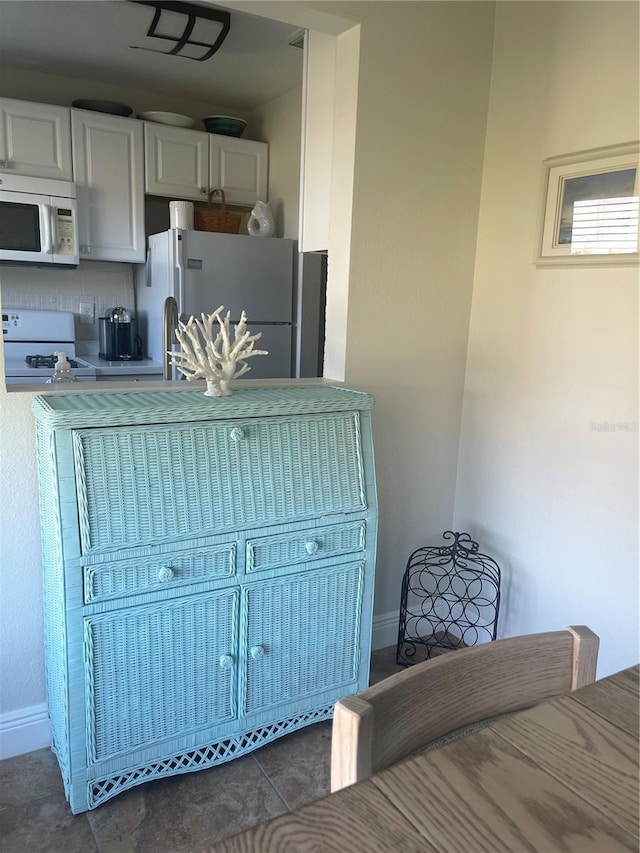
left=0, top=66, right=250, bottom=126
left=0, top=393, right=44, bottom=716
left=333, top=1, right=496, bottom=614
left=454, top=1, right=639, bottom=677
left=249, top=85, right=303, bottom=239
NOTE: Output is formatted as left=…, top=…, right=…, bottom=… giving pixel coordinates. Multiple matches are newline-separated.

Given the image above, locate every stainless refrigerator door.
left=179, top=231, right=294, bottom=322
left=235, top=324, right=292, bottom=380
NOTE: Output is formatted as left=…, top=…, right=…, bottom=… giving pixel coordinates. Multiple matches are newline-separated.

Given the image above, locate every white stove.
left=3, top=309, right=97, bottom=384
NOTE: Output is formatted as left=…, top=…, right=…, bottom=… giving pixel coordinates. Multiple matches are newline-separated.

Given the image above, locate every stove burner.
left=25, top=354, right=80, bottom=369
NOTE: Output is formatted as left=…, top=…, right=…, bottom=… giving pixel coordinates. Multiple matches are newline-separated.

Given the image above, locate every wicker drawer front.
left=84, top=542, right=236, bottom=603
left=246, top=522, right=366, bottom=574
left=85, top=589, right=239, bottom=763
left=73, top=413, right=366, bottom=553
left=242, top=562, right=363, bottom=716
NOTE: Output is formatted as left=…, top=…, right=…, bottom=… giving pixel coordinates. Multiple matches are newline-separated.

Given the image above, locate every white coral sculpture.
left=168, top=306, right=268, bottom=397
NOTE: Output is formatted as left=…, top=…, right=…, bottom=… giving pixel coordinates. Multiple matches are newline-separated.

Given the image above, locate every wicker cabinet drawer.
left=83, top=542, right=236, bottom=603
left=246, top=521, right=366, bottom=574
left=73, top=412, right=367, bottom=553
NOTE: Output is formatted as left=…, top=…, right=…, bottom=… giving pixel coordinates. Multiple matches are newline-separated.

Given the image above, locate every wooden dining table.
left=212, top=665, right=639, bottom=852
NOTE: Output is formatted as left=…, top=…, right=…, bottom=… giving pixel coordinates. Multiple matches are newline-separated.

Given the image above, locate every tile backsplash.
left=0, top=261, right=136, bottom=343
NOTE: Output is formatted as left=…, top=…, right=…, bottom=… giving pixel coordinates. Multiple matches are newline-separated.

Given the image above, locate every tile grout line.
left=250, top=754, right=292, bottom=812
left=85, top=811, right=102, bottom=853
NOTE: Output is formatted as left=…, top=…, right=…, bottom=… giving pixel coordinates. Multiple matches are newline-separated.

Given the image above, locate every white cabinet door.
left=209, top=135, right=268, bottom=206
left=72, top=110, right=145, bottom=262
left=144, top=123, right=209, bottom=201
left=0, top=98, right=72, bottom=181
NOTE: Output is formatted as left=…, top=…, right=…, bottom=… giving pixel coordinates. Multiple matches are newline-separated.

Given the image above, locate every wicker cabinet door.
left=242, top=563, right=364, bottom=716
left=84, top=588, right=239, bottom=763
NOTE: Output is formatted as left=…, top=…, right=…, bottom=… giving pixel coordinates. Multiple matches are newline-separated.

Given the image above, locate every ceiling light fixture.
left=129, top=1, right=231, bottom=62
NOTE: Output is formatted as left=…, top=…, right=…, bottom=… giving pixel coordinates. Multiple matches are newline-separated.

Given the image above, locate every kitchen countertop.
left=79, top=354, right=164, bottom=377
left=3, top=377, right=339, bottom=395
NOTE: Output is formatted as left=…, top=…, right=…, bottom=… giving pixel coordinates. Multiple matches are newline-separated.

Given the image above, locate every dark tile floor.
left=0, top=646, right=403, bottom=853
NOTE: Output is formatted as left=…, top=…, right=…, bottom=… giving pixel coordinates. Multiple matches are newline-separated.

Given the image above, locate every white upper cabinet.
left=144, top=123, right=209, bottom=201
left=209, top=136, right=268, bottom=207
left=145, top=122, right=268, bottom=205
left=72, top=110, right=145, bottom=263
left=0, top=98, right=73, bottom=181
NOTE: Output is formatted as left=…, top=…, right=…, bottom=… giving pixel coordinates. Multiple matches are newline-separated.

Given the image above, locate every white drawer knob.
left=305, top=540, right=320, bottom=555
left=157, top=565, right=175, bottom=582
left=219, top=654, right=234, bottom=669
left=230, top=427, right=245, bottom=442
left=250, top=645, right=265, bottom=660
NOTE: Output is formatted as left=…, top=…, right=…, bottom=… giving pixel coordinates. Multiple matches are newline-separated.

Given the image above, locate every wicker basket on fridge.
left=194, top=189, right=241, bottom=234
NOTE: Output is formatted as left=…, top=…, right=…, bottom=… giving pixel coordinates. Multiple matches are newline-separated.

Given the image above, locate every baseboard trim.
left=371, top=609, right=399, bottom=650
left=0, top=703, right=51, bottom=760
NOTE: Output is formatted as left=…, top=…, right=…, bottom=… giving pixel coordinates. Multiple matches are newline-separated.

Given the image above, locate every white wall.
left=249, top=86, right=302, bottom=239
left=454, top=1, right=639, bottom=677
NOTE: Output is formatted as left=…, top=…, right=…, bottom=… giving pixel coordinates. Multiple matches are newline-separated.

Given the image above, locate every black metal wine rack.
left=397, top=531, right=501, bottom=666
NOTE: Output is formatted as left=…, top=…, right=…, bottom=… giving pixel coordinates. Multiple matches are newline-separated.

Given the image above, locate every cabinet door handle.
left=157, top=565, right=176, bottom=582
left=219, top=654, right=234, bottom=669
left=0, top=160, right=8, bottom=169
left=304, top=539, right=320, bottom=555
left=250, top=645, right=265, bottom=660
left=230, top=426, right=245, bottom=442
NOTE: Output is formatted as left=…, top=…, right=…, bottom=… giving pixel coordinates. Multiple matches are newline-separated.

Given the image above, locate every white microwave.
left=0, top=174, right=78, bottom=267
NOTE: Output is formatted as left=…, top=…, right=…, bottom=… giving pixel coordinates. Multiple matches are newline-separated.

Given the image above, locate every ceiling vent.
left=287, top=29, right=306, bottom=50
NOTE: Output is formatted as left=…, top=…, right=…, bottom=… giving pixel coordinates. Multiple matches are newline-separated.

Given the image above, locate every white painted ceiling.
left=0, top=0, right=304, bottom=111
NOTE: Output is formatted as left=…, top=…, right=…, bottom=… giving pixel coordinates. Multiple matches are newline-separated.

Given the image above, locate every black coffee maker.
left=99, top=307, right=143, bottom=361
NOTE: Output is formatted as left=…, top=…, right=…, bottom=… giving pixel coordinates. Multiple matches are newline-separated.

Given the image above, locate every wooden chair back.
left=331, top=625, right=599, bottom=792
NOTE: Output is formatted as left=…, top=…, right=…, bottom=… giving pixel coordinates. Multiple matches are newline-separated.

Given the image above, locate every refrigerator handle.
left=144, top=246, right=152, bottom=288
left=173, top=229, right=185, bottom=314
left=163, top=297, right=179, bottom=381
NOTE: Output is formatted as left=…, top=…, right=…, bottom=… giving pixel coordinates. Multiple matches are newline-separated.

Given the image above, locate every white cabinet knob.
left=157, top=565, right=175, bottom=582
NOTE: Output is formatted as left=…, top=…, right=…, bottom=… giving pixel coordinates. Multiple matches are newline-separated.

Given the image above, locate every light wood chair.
left=331, top=625, right=599, bottom=792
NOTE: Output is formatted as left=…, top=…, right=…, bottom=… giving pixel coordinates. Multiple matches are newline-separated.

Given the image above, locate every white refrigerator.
left=138, top=229, right=295, bottom=380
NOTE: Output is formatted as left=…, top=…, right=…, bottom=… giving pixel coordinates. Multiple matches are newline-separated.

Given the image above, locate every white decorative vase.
left=247, top=201, right=275, bottom=238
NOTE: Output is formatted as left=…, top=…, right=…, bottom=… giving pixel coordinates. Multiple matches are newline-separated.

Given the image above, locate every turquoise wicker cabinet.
left=32, top=385, right=377, bottom=813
